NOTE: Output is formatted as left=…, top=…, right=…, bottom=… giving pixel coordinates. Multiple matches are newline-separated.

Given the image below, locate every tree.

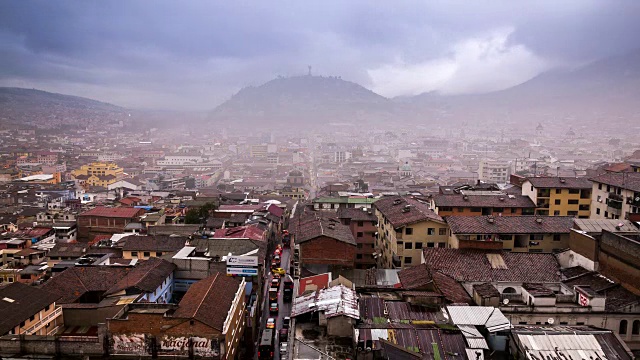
left=184, top=202, right=218, bottom=224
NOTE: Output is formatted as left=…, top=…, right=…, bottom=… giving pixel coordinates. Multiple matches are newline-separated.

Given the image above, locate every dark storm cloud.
left=0, top=0, right=639, bottom=109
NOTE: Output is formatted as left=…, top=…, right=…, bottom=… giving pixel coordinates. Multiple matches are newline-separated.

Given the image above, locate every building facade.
left=522, top=177, right=592, bottom=217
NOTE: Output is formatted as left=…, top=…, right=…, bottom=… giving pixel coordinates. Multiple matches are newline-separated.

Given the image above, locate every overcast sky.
left=1, top=1, right=639, bottom=110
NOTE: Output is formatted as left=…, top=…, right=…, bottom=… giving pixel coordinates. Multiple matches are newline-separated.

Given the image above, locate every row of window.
left=130, top=251, right=163, bottom=257
left=401, top=241, right=444, bottom=250
left=404, top=227, right=447, bottom=236
left=620, top=319, right=640, bottom=335
left=439, top=207, right=519, bottom=213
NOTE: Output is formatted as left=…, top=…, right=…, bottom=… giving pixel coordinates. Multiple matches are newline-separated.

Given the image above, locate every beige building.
left=0, top=282, right=63, bottom=336
left=478, top=159, right=511, bottom=184
left=446, top=215, right=575, bottom=253
left=589, top=172, right=640, bottom=220
left=374, top=196, right=447, bottom=268
left=72, top=162, right=124, bottom=187
left=522, top=177, right=592, bottom=217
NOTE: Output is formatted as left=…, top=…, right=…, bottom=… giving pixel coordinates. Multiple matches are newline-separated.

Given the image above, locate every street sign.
left=226, top=255, right=259, bottom=267
left=226, top=267, right=258, bottom=276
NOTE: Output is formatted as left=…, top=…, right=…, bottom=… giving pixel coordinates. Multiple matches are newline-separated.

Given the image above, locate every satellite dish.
left=503, top=298, right=510, bottom=305
left=547, top=318, right=555, bottom=325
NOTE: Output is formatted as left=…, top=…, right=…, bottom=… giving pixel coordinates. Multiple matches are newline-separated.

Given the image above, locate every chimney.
left=488, top=217, right=495, bottom=224
left=536, top=218, right=543, bottom=224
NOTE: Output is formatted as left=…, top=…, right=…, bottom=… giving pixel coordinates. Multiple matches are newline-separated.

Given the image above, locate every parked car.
left=279, top=328, right=289, bottom=343
left=269, top=302, right=279, bottom=314
left=266, top=317, right=276, bottom=329
left=282, top=317, right=290, bottom=329
left=280, top=342, right=288, bottom=355
left=272, top=267, right=286, bottom=275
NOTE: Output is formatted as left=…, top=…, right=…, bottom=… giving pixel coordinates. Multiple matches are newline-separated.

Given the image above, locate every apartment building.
left=71, top=162, right=124, bottom=187
left=337, top=208, right=378, bottom=269
left=478, top=159, right=511, bottom=184
left=0, top=282, right=62, bottom=336
left=589, top=172, right=640, bottom=220
left=374, top=196, right=447, bottom=268
left=521, top=177, right=592, bottom=217
left=445, top=215, right=574, bottom=252
left=432, top=193, right=536, bottom=217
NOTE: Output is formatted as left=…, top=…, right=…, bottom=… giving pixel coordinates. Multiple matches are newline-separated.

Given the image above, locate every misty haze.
left=1, top=2, right=640, bottom=360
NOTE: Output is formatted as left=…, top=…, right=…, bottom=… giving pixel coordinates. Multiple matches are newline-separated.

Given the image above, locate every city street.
left=256, top=243, right=292, bottom=360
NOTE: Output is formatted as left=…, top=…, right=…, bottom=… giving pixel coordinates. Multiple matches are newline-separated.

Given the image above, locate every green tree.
left=184, top=202, right=218, bottom=224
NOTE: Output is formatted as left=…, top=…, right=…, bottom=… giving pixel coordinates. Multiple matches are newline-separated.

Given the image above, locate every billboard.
left=226, top=255, right=258, bottom=267
left=111, top=334, right=148, bottom=355
left=160, top=336, right=220, bottom=357
left=226, top=267, right=258, bottom=276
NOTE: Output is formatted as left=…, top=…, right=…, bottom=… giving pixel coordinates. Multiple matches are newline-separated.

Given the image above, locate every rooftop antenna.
left=308, top=65, right=312, bottom=76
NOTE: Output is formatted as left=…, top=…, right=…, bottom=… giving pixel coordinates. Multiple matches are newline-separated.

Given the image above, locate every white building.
left=590, top=172, right=640, bottom=220
left=478, top=159, right=511, bottom=184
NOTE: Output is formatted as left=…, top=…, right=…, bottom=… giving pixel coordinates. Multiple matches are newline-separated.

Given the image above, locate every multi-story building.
left=589, top=172, right=640, bottom=220
left=71, top=162, right=124, bottom=187
left=445, top=215, right=574, bottom=252
left=337, top=208, right=378, bottom=269
left=77, top=206, right=145, bottom=240
left=478, top=159, right=511, bottom=184
left=0, top=282, right=62, bottom=336
left=374, top=196, right=448, bottom=268
left=250, top=144, right=268, bottom=158
left=521, top=177, right=592, bottom=217
left=432, top=193, right=536, bottom=217
left=312, top=193, right=377, bottom=211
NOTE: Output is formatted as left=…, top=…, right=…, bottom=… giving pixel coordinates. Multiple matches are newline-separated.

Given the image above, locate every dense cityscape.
left=1, top=2, right=640, bottom=360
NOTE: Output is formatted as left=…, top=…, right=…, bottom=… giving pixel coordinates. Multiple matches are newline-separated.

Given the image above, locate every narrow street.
left=256, top=241, right=293, bottom=360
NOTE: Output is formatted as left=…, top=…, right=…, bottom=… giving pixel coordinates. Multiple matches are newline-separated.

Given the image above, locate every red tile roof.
left=173, top=273, right=242, bottom=332
left=291, top=213, right=356, bottom=245
left=212, top=225, right=266, bottom=241
left=80, top=206, right=145, bottom=218
left=374, top=196, right=443, bottom=228
left=589, top=172, right=640, bottom=192
left=105, top=258, right=176, bottom=296
left=445, top=215, right=574, bottom=234
left=433, top=194, right=536, bottom=209
left=422, top=248, right=560, bottom=283
left=525, top=177, right=592, bottom=189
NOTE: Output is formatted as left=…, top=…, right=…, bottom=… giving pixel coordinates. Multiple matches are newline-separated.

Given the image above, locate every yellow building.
left=72, top=162, right=123, bottom=187
left=0, top=282, right=63, bottom=336
left=374, top=196, right=448, bottom=268
left=522, top=177, right=592, bottom=218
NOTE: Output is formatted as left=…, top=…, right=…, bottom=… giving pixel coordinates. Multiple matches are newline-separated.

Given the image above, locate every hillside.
left=405, top=50, right=640, bottom=126
left=209, top=75, right=395, bottom=128
left=0, top=87, right=128, bottom=128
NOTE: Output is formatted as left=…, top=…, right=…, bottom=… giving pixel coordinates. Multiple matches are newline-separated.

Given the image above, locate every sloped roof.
left=446, top=216, right=574, bottom=234
left=446, top=306, right=511, bottom=332
left=42, top=266, right=128, bottom=304
left=0, top=282, right=60, bottom=335
left=589, top=172, right=640, bottom=192
left=105, top=258, right=176, bottom=296
left=373, top=196, right=443, bottom=228
left=212, top=224, right=266, bottom=241
left=433, top=194, right=536, bottom=209
left=336, top=207, right=377, bottom=222
left=121, top=235, right=187, bottom=252
left=525, top=177, right=592, bottom=189
left=173, top=274, right=242, bottom=332
left=422, top=248, right=560, bottom=283
left=80, top=206, right=144, bottom=218
left=292, top=213, right=356, bottom=245
left=291, top=285, right=359, bottom=319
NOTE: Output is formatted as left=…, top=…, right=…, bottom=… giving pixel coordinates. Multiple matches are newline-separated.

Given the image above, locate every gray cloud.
left=0, top=0, right=639, bottom=110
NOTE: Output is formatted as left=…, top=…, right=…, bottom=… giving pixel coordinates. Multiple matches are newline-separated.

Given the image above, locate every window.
left=357, top=232, right=363, bottom=238
left=511, top=208, right=517, bottom=213
left=190, top=320, right=195, bottom=326
left=439, top=228, right=446, bottom=235
left=606, top=185, right=611, bottom=192
left=605, top=211, right=609, bottom=218
left=568, top=199, right=579, bottom=205
left=440, top=206, right=452, bottom=211
left=531, top=185, right=534, bottom=191
left=596, top=208, right=601, bottom=215
left=553, top=234, right=561, bottom=241
left=144, top=252, right=150, bottom=257
left=405, top=228, right=413, bottom=235
left=356, top=254, right=363, bottom=259
left=530, top=234, right=544, bottom=240
left=30, top=315, right=35, bottom=321
left=20, top=321, right=25, bottom=327
left=494, top=207, right=504, bottom=213
left=427, top=242, right=435, bottom=248
left=555, top=189, right=562, bottom=194
left=45, top=304, right=50, bottom=311
left=620, top=320, right=628, bottom=335
left=555, top=199, right=561, bottom=205
left=415, top=242, right=423, bottom=249
left=404, top=242, right=413, bottom=249
left=357, top=243, right=363, bottom=249
left=554, top=211, right=560, bottom=215
left=569, top=189, right=580, bottom=194
left=457, top=207, right=464, bottom=212
left=344, top=219, right=351, bottom=225
left=357, top=221, right=364, bottom=227
left=560, top=322, right=568, bottom=325
left=598, top=184, right=602, bottom=190
left=471, top=207, right=481, bottom=212
left=632, top=320, right=640, bottom=335
left=427, top=228, right=435, bottom=235
left=156, top=252, right=162, bottom=257
left=131, top=251, right=138, bottom=257
left=519, top=322, right=528, bottom=325
left=404, top=257, right=412, bottom=264
left=8, top=278, right=13, bottom=283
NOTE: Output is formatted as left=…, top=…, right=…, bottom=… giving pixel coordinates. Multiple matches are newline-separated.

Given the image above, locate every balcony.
left=24, top=307, right=62, bottom=335
left=626, top=194, right=640, bottom=207
left=606, top=198, right=623, bottom=210
left=608, top=192, right=623, bottom=201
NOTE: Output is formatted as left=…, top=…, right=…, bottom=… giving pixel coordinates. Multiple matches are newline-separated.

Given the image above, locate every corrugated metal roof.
left=466, top=349, right=485, bottom=360
left=290, top=285, right=359, bottom=319
left=517, top=334, right=611, bottom=360
left=446, top=306, right=511, bottom=332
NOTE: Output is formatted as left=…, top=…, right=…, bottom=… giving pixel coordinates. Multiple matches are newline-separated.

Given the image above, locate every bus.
left=258, top=329, right=275, bottom=360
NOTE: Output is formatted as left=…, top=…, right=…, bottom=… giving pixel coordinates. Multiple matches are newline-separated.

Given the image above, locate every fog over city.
left=1, top=2, right=640, bottom=360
